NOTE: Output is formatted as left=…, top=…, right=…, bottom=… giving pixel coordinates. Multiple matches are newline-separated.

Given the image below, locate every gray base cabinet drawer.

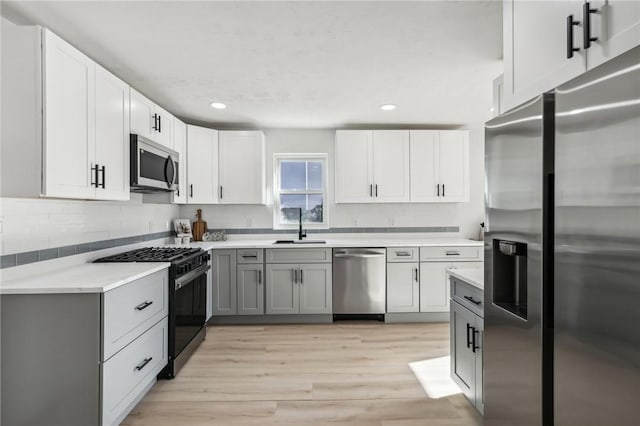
left=237, top=249, right=264, bottom=264
left=102, top=269, right=168, bottom=360
left=451, top=277, right=484, bottom=317
left=387, top=247, right=419, bottom=262
left=102, top=317, right=168, bottom=426
left=266, top=248, right=332, bottom=263
left=420, top=246, right=482, bottom=261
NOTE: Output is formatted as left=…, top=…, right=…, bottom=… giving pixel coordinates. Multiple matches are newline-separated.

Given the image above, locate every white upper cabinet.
left=335, top=130, right=374, bottom=203
left=94, top=65, right=130, bottom=201
left=38, top=29, right=129, bottom=201
left=372, top=130, right=410, bottom=203
left=585, top=0, right=640, bottom=69
left=503, top=0, right=640, bottom=111
left=130, top=88, right=174, bottom=149
left=335, top=130, right=410, bottom=203
left=172, top=118, right=187, bottom=204
left=42, top=29, right=96, bottom=199
left=409, top=130, right=469, bottom=203
left=186, top=125, right=218, bottom=204
left=218, top=131, right=266, bottom=204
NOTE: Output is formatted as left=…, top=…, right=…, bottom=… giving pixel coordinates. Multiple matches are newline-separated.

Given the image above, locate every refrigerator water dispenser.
left=493, top=240, right=528, bottom=320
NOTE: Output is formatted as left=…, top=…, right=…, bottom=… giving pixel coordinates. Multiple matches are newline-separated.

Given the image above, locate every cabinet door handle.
left=566, top=15, right=581, bottom=58
left=437, top=183, right=440, bottom=197
left=414, top=267, right=419, bottom=282
left=375, top=184, right=378, bottom=197
left=100, top=166, right=106, bottom=188
left=219, top=185, right=223, bottom=199
left=370, top=184, right=373, bottom=198
left=293, top=269, right=298, bottom=283
left=583, top=2, right=598, bottom=49
left=300, top=269, right=303, bottom=284
left=466, top=323, right=472, bottom=349
left=176, top=188, right=180, bottom=197
left=135, top=300, right=153, bottom=311
left=464, top=295, right=482, bottom=306
left=442, top=184, right=445, bottom=197
left=190, top=184, right=193, bottom=198
left=91, top=164, right=99, bottom=188
left=446, top=251, right=460, bottom=256
left=258, top=270, right=262, bottom=284
left=135, top=357, right=153, bottom=371
left=472, top=327, right=479, bottom=353
left=152, top=114, right=158, bottom=131
left=158, top=115, right=161, bottom=133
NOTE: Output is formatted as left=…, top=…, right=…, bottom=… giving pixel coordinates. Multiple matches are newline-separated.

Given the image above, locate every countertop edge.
left=448, top=268, right=484, bottom=291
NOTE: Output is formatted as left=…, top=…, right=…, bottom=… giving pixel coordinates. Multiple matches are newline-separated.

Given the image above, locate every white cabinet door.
left=153, top=104, right=174, bottom=149
left=42, top=29, right=96, bottom=199
left=187, top=125, right=218, bottom=204
left=299, top=264, right=332, bottom=314
left=94, top=65, right=130, bottom=201
left=212, top=250, right=237, bottom=315
left=386, top=262, right=420, bottom=313
left=586, top=0, right=640, bottom=69
left=218, top=131, right=265, bottom=204
left=237, top=264, right=265, bottom=315
left=450, top=301, right=476, bottom=403
left=372, top=130, right=410, bottom=202
left=438, top=131, right=469, bottom=202
left=420, top=262, right=450, bottom=312
left=266, top=264, right=299, bottom=314
left=335, top=130, right=374, bottom=203
left=504, top=0, right=586, bottom=111
left=409, top=130, right=440, bottom=202
left=172, top=118, right=187, bottom=204
left=129, top=88, right=154, bottom=140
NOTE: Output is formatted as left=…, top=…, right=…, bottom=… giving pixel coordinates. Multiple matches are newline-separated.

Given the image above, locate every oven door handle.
left=175, top=264, right=210, bottom=289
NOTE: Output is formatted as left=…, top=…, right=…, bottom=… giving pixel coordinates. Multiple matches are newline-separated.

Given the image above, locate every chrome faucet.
left=298, top=208, right=307, bottom=241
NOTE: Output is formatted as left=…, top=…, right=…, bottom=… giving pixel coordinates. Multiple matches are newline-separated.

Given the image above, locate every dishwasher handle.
left=334, top=252, right=386, bottom=259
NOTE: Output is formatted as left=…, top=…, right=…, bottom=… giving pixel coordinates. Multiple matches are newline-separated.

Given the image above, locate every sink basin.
left=273, top=240, right=326, bottom=245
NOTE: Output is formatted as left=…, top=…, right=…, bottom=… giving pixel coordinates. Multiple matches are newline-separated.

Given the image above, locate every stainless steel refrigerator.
left=484, top=45, right=640, bottom=426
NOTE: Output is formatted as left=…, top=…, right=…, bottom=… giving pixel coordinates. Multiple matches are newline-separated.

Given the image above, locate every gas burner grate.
left=94, top=247, right=202, bottom=263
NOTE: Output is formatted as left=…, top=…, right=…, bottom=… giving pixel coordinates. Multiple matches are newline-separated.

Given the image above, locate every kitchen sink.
left=273, top=239, right=326, bottom=245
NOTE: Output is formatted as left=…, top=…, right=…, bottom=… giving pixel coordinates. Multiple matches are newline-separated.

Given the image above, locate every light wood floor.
left=122, top=322, right=482, bottom=426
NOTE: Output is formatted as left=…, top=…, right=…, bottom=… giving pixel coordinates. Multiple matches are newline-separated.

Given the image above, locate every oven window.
left=140, top=149, right=168, bottom=182
left=174, top=272, right=207, bottom=355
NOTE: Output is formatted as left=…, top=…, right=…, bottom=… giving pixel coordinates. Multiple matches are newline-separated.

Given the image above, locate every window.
left=274, top=154, right=328, bottom=228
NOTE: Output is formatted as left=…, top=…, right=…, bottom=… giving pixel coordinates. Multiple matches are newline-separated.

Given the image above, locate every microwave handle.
left=164, top=156, right=176, bottom=188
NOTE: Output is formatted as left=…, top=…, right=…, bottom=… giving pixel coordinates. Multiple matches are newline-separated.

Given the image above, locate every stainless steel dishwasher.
left=333, top=248, right=386, bottom=314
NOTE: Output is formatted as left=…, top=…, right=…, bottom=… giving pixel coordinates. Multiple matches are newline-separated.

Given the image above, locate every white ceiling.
left=2, top=1, right=503, bottom=129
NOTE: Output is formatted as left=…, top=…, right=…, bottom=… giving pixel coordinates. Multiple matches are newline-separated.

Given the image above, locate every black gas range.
left=95, top=247, right=210, bottom=379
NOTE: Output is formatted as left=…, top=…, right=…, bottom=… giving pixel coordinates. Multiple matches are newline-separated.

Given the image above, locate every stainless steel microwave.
left=130, top=134, right=179, bottom=192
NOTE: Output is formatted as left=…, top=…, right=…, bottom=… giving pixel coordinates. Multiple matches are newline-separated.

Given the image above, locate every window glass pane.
left=280, top=194, right=323, bottom=224
left=280, top=161, right=306, bottom=191
left=307, top=161, right=323, bottom=191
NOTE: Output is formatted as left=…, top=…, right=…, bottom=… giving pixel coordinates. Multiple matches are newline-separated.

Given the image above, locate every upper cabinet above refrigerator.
left=503, top=0, right=640, bottom=111
left=130, top=88, right=175, bottom=149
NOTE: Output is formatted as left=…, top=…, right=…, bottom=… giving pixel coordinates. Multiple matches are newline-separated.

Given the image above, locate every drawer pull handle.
left=135, top=301, right=154, bottom=311
left=446, top=251, right=460, bottom=256
left=135, top=357, right=153, bottom=371
left=463, top=295, right=481, bottom=306
left=242, top=255, right=258, bottom=259
left=396, top=252, right=411, bottom=257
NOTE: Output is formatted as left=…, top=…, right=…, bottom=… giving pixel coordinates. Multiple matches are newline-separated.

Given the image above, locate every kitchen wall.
left=181, top=127, right=485, bottom=239
left=0, top=194, right=178, bottom=256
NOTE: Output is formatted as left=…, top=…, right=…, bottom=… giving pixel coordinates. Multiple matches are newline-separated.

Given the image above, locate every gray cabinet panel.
left=212, top=250, right=237, bottom=315
left=299, top=263, right=332, bottom=314
left=266, top=263, right=299, bottom=314
left=237, top=264, right=265, bottom=315
left=451, top=300, right=476, bottom=402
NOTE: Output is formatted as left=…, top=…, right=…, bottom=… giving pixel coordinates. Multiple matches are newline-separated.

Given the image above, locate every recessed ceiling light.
left=209, top=102, right=226, bottom=110
left=380, top=104, right=396, bottom=111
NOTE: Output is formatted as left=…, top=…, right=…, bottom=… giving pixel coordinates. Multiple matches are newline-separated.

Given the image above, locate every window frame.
left=273, top=153, right=329, bottom=230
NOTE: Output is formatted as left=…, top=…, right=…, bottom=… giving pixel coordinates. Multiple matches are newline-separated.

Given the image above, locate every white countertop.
left=0, top=262, right=170, bottom=295
left=167, top=235, right=483, bottom=251
left=448, top=268, right=484, bottom=290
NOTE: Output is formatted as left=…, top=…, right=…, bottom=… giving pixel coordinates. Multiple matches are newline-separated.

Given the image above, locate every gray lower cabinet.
left=1, top=269, right=169, bottom=426
left=237, top=264, right=264, bottom=315
left=450, top=276, right=484, bottom=414
left=211, top=249, right=237, bottom=315
left=265, top=261, right=332, bottom=315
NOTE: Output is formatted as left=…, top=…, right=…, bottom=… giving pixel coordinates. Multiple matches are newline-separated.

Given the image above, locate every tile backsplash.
left=0, top=194, right=179, bottom=256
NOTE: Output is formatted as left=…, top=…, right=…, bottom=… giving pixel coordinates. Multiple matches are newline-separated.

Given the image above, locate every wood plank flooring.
left=122, top=322, right=482, bottom=426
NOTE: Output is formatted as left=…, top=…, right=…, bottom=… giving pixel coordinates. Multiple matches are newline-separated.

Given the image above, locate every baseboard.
left=384, top=312, right=450, bottom=323
left=208, top=314, right=334, bottom=325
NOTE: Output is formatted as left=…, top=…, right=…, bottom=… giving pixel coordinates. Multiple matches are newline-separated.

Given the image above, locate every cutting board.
left=192, top=209, right=207, bottom=241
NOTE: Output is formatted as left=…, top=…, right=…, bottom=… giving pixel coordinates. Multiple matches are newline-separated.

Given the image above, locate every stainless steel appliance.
left=332, top=248, right=386, bottom=315
left=95, top=247, right=210, bottom=379
left=484, top=46, right=640, bottom=426
left=130, top=134, right=179, bottom=192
